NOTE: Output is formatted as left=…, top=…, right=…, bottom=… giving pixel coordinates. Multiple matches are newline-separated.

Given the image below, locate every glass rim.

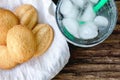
left=55, top=0, right=118, bottom=47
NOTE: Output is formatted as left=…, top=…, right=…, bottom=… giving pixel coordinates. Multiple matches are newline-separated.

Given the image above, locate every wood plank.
left=79, top=72, right=120, bottom=78
left=69, top=57, right=120, bottom=64
left=70, top=49, right=120, bottom=57
left=114, top=25, right=120, bottom=31
left=64, top=64, right=120, bottom=72
left=113, top=25, right=120, bottom=34
left=54, top=72, right=120, bottom=80
left=116, top=1, right=120, bottom=24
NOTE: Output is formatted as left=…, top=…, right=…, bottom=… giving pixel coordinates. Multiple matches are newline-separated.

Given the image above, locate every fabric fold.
left=0, top=0, right=70, bottom=80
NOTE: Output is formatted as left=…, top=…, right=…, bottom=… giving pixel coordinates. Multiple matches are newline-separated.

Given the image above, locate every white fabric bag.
left=0, top=0, right=70, bottom=80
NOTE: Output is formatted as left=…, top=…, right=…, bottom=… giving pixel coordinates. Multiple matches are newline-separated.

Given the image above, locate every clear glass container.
left=56, top=0, right=117, bottom=47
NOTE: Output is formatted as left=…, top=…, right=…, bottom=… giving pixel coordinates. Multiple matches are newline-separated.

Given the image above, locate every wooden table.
left=53, top=0, right=120, bottom=80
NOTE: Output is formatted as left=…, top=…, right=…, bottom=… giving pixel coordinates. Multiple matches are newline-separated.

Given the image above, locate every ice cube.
left=94, top=16, right=109, bottom=30
left=62, top=18, right=80, bottom=38
left=79, top=22, right=98, bottom=39
left=80, top=3, right=96, bottom=22
left=89, top=0, right=99, bottom=4
left=71, top=0, right=87, bottom=8
left=60, top=0, right=79, bottom=19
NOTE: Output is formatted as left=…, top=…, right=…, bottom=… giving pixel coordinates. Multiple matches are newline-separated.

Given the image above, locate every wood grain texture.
left=116, top=1, right=120, bottom=24
left=53, top=0, right=120, bottom=80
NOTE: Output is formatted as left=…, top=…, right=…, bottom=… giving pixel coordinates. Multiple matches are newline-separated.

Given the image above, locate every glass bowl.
left=55, top=0, right=117, bottom=47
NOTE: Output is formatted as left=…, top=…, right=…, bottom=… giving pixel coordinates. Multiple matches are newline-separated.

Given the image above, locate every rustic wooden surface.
left=53, top=0, right=120, bottom=80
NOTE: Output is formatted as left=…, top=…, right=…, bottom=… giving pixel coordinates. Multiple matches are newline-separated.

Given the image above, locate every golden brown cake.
left=7, top=25, right=36, bottom=63
left=15, top=4, right=38, bottom=30
left=32, top=24, right=54, bottom=57
left=0, top=46, right=18, bottom=70
left=0, top=8, right=19, bottom=45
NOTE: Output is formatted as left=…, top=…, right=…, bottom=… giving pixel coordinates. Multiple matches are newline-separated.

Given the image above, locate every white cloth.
left=0, top=0, right=70, bottom=80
